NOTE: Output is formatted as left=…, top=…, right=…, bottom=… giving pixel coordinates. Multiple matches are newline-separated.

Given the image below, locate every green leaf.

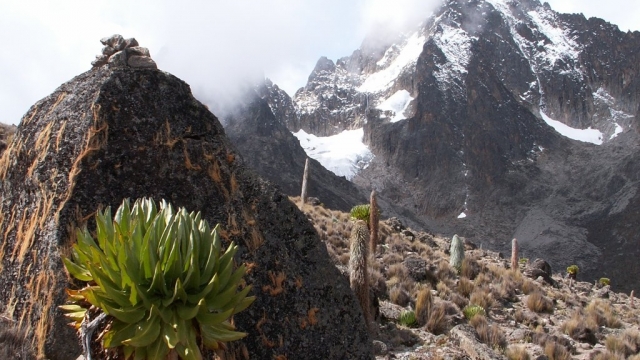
left=62, top=257, right=93, bottom=282
left=146, top=338, right=170, bottom=360
left=100, top=303, right=146, bottom=324
left=103, top=321, right=137, bottom=348
left=196, top=307, right=234, bottom=326
left=122, top=309, right=162, bottom=347
left=219, top=264, right=246, bottom=294
left=89, top=269, right=131, bottom=309
left=231, top=293, right=256, bottom=315
left=200, top=322, right=247, bottom=348
left=205, top=279, right=240, bottom=311
left=176, top=298, right=204, bottom=321
left=187, top=273, right=219, bottom=305
left=115, top=198, right=131, bottom=236
left=161, top=321, right=179, bottom=349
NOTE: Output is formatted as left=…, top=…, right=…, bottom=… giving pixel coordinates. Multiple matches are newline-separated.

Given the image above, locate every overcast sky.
left=1, top=0, right=638, bottom=125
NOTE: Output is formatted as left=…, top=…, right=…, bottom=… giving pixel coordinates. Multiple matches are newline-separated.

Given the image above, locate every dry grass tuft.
left=521, top=279, right=539, bottom=295
left=458, top=277, right=475, bottom=298
left=425, top=302, right=448, bottom=335
left=415, top=287, right=433, bottom=326
left=470, top=315, right=506, bottom=350
left=543, top=341, right=572, bottom=360
left=604, top=329, right=640, bottom=357
left=585, top=299, right=622, bottom=329
left=460, top=257, right=481, bottom=280
left=381, top=252, right=403, bottom=266
left=469, top=287, right=495, bottom=311
left=436, top=260, right=457, bottom=282
left=506, top=345, right=530, bottom=360
left=526, top=291, right=554, bottom=313
left=389, top=285, right=411, bottom=307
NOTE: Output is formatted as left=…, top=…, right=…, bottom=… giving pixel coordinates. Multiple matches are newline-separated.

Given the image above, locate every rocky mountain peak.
left=251, top=0, right=640, bottom=294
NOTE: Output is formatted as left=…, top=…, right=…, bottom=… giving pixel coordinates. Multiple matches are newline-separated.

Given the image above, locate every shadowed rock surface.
left=0, top=65, right=373, bottom=359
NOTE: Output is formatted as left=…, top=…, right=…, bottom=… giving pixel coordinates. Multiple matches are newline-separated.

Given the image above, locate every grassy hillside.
left=293, top=196, right=640, bottom=360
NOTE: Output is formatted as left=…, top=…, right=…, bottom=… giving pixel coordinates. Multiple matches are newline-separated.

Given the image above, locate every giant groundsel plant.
left=60, top=198, right=255, bottom=360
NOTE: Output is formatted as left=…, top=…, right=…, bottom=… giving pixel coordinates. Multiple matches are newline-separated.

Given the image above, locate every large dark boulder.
left=0, top=65, right=373, bottom=359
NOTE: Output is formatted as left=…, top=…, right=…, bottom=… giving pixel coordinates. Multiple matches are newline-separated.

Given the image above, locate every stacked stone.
left=91, top=34, right=157, bottom=69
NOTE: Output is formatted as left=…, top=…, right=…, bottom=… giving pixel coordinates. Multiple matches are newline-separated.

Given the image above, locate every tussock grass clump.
left=414, top=286, right=449, bottom=334
left=604, top=329, right=640, bottom=357
left=450, top=293, right=469, bottom=309
left=526, top=291, right=554, bottom=313
left=521, top=279, right=539, bottom=295
left=437, top=260, right=457, bottom=282
left=458, top=277, right=475, bottom=298
left=586, top=299, right=622, bottom=328
left=436, top=281, right=452, bottom=299
left=415, top=287, right=433, bottom=326
left=544, top=341, right=572, bottom=360
left=460, top=257, right=480, bottom=280
left=506, top=345, right=530, bottom=360
left=390, top=285, right=411, bottom=307
left=469, top=315, right=506, bottom=350
left=425, top=302, right=448, bottom=335
left=474, top=272, right=493, bottom=287
left=591, top=352, right=626, bottom=360
left=469, top=287, right=495, bottom=311
left=381, top=252, right=403, bottom=266
left=560, top=310, right=597, bottom=344
left=388, top=263, right=409, bottom=282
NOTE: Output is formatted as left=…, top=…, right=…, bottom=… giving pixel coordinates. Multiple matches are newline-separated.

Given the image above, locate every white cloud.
left=0, top=0, right=637, bottom=125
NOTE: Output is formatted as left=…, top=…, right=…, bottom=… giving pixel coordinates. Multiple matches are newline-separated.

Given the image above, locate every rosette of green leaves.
left=463, top=305, right=486, bottom=320
left=350, top=204, right=370, bottom=223
left=350, top=204, right=381, bottom=225
left=399, top=310, right=417, bottom=327
left=61, top=198, right=255, bottom=360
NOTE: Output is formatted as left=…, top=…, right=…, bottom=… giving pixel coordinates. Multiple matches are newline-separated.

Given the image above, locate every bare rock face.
left=0, top=55, right=372, bottom=358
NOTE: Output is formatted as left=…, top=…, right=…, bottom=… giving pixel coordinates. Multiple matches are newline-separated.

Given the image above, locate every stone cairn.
left=91, top=34, right=157, bottom=69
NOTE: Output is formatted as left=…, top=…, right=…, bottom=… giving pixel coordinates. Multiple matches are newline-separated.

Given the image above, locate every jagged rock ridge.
left=254, top=0, right=640, bottom=293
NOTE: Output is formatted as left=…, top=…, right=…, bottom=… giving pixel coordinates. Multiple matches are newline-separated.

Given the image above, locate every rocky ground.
left=294, top=197, right=640, bottom=360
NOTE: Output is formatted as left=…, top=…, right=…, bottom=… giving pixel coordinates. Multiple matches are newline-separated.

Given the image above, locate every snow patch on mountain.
left=540, top=111, right=603, bottom=145
left=293, top=128, right=374, bottom=180
left=610, top=123, right=623, bottom=139
left=527, top=8, right=580, bottom=68
left=593, top=87, right=634, bottom=126
left=486, top=0, right=582, bottom=77
left=358, top=32, right=426, bottom=93
left=377, top=90, right=414, bottom=122
left=433, top=24, right=475, bottom=91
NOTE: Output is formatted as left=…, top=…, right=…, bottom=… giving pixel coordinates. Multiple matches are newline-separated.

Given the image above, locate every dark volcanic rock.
left=223, top=87, right=367, bottom=212
left=0, top=67, right=372, bottom=359
left=0, top=123, right=16, bottom=156
left=524, top=259, right=555, bottom=286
